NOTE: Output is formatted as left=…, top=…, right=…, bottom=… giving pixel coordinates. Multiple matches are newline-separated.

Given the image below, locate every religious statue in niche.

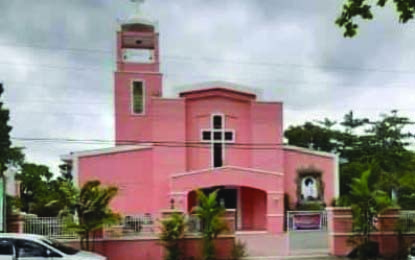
left=301, top=177, right=318, bottom=200
left=296, top=167, right=324, bottom=204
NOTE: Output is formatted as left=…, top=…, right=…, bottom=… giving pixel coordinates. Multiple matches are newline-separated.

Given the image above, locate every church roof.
left=178, top=81, right=259, bottom=101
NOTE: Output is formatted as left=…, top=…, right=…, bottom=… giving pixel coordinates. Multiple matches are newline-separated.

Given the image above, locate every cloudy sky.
left=1, top=0, right=414, bottom=174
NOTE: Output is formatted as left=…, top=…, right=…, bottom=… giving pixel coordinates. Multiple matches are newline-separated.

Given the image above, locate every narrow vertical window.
left=213, top=115, right=222, bottom=129
left=132, top=81, right=144, bottom=114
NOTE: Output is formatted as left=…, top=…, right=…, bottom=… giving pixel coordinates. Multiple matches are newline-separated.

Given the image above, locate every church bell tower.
left=114, top=2, right=162, bottom=144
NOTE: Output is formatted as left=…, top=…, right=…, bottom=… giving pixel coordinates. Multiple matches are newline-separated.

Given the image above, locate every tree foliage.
left=16, top=163, right=57, bottom=216
left=0, top=83, right=24, bottom=173
left=192, top=189, right=227, bottom=260
left=284, top=110, right=415, bottom=206
left=348, top=169, right=391, bottom=259
left=62, top=180, right=119, bottom=251
left=336, top=0, right=415, bottom=37
left=349, top=170, right=391, bottom=241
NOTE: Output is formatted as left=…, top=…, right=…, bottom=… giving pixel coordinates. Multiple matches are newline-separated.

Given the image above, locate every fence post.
left=7, top=213, right=24, bottom=233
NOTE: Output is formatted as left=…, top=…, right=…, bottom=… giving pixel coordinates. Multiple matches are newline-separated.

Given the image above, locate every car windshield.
left=41, top=238, right=80, bottom=255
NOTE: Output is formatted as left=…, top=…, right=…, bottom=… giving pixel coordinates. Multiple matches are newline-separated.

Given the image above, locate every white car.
left=0, top=233, right=106, bottom=260
left=409, top=244, right=415, bottom=260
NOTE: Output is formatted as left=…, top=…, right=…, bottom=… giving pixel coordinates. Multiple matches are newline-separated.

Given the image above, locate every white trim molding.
left=60, top=145, right=152, bottom=160
left=176, top=80, right=262, bottom=98
left=266, top=214, right=284, bottom=217
left=171, top=165, right=284, bottom=179
left=283, top=145, right=336, bottom=158
left=169, top=191, right=187, bottom=196
left=334, top=154, right=340, bottom=198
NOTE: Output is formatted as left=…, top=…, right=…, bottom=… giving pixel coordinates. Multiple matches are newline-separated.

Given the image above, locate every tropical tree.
left=336, top=0, right=415, bottom=37
left=159, top=213, right=186, bottom=260
left=192, top=189, right=227, bottom=260
left=0, top=83, right=24, bottom=174
left=16, top=163, right=55, bottom=215
left=284, top=110, right=415, bottom=202
left=349, top=169, right=391, bottom=257
left=284, top=121, right=339, bottom=153
left=62, top=180, right=119, bottom=250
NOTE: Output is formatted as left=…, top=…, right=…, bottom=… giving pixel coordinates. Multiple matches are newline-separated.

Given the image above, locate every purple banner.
left=293, top=213, right=322, bottom=230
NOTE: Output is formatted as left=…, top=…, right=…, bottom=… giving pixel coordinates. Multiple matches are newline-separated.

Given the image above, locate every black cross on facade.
left=201, top=114, right=235, bottom=168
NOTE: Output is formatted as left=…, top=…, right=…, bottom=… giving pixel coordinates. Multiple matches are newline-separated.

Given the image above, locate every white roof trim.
left=116, top=17, right=159, bottom=32
left=171, top=165, right=283, bottom=179
left=175, top=81, right=263, bottom=99
left=283, top=145, right=336, bottom=158
left=61, top=144, right=153, bottom=160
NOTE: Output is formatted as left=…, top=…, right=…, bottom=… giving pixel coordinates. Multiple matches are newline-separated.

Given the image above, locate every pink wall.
left=185, top=96, right=252, bottom=170
left=283, top=148, right=336, bottom=207
left=78, top=149, right=154, bottom=214
left=64, top=236, right=234, bottom=260
left=327, top=207, right=408, bottom=258
left=151, top=98, right=187, bottom=211
left=114, top=71, right=162, bottom=144
left=171, top=167, right=283, bottom=194
left=250, top=102, right=284, bottom=173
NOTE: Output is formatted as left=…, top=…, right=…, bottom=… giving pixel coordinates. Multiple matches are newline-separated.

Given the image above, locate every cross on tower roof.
left=130, top=0, right=145, bottom=18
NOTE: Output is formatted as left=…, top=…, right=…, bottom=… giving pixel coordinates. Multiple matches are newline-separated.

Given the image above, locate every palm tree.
left=62, top=180, right=120, bottom=250
left=349, top=169, right=391, bottom=258
left=192, top=189, right=227, bottom=260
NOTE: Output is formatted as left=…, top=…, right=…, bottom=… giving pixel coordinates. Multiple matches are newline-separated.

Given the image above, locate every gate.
left=286, top=211, right=329, bottom=255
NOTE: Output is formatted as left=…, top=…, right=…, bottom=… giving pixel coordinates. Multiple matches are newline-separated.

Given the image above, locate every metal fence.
left=286, top=211, right=328, bottom=231
left=23, top=213, right=203, bottom=239
left=104, top=214, right=155, bottom=238
left=186, top=215, right=202, bottom=234
left=399, top=210, right=415, bottom=233
left=23, top=216, right=78, bottom=239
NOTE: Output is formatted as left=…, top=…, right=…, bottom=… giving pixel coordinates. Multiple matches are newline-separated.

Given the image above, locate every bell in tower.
left=116, top=0, right=159, bottom=70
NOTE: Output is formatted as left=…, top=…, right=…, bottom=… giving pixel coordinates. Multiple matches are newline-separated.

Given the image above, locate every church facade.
left=63, top=18, right=338, bottom=234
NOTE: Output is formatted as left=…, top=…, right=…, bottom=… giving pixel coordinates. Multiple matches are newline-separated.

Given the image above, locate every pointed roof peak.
left=177, top=81, right=262, bottom=99
left=177, top=81, right=262, bottom=101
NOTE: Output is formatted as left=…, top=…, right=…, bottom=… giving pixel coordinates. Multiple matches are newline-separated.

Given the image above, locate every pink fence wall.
left=64, top=236, right=234, bottom=260
left=327, top=207, right=415, bottom=258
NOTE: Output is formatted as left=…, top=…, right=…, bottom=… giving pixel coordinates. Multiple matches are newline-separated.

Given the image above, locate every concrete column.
left=7, top=213, right=24, bottom=233
left=266, top=192, right=284, bottom=234
left=326, top=207, right=353, bottom=256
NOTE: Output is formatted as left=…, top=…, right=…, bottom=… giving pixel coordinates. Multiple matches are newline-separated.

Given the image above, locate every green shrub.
left=296, top=202, right=324, bottom=211
left=159, top=213, right=186, bottom=260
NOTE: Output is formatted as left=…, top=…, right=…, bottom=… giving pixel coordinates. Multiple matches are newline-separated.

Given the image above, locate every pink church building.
left=63, top=17, right=339, bottom=234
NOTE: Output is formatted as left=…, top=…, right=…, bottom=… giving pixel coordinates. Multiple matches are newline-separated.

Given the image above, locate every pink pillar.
left=7, top=213, right=24, bottom=233
left=327, top=207, right=354, bottom=256
left=266, top=192, right=284, bottom=234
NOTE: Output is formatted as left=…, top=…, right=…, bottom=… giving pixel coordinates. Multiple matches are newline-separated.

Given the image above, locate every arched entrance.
left=170, top=166, right=284, bottom=234
left=187, top=186, right=267, bottom=231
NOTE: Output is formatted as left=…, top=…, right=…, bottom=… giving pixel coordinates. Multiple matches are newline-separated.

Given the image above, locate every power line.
left=11, top=137, right=286, bottom=150
left=4, top=76, right=415, bottom=92
left=1, top=41, right=415, bottom=74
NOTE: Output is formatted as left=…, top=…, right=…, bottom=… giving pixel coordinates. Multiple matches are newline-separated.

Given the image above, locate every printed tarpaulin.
left=293, top=213, right=321, bottom=230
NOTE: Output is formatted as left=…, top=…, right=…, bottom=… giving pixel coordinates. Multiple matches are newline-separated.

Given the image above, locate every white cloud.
left=1, top=0, right=414, bottom=174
